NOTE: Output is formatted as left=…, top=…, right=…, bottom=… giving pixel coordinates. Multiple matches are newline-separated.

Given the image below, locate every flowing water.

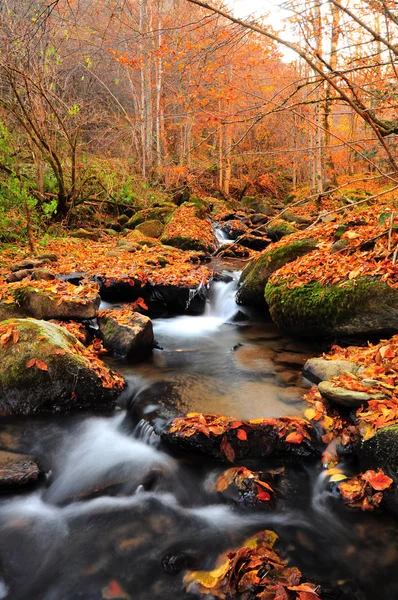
left=0, top=275, right=397, bottom=599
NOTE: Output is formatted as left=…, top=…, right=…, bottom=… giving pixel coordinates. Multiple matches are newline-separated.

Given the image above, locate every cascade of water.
left=213, top=225, right=233, bottom=246
left=153, top=272, right=241, bottom=337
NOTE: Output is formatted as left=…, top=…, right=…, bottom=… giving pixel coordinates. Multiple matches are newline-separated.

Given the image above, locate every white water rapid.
left=154, top=272, right=242, bottom=337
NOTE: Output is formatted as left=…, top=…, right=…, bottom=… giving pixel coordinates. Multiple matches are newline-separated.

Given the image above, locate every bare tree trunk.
left=139, top=0, right=153, bottom=178
left=155, top=8, right=163, bottom=171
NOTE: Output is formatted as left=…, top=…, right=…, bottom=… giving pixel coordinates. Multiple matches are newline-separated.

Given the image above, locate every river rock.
left=0, top=450, right=42, bottom=488
left=31, top=269, right=56, bottom=281
left=303, top=357, right=363, bottom=384
left=358, top=425, right=398, bottom=514
left=162, top=418, right=319, bottom=462
left=238, top=233, right=270, bottom=251
left=98, top=309, right=154, bottom=360
left=266, top=219, right=297, bottom=242
left=70, top=228, right=100, bottom=241
left=135, top=220, right=164, bottom=238
left=265, top=276, right=398, bottom=338
left=0, top=318, right=123, bottom=415
left=318, top=381, right=385, bottom=407
left=215, top=244, right=250, bottom=258
left=10, top=258, right=51, bottom=272
left=160, top=203, right=217, bottom=253
left=237, top=239, right=317, bottom=307
left=6, top=269, right=32, bottom=283
left=220, top=220, right=248, bottom=239
left=126, top=204, right=176, bottom=229
left=18, top=285, right=100, bottom=320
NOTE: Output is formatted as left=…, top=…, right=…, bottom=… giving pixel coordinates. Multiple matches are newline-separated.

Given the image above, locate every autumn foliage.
left=184, top=531, right=321, bottom=599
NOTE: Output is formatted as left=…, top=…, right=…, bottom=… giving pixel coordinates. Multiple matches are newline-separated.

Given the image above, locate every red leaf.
left=361, top=469, right=393, bottom=491
left=26, top=359, right=36, bottom=368
left=257, top=491, right=271, bottom=502
left=220, top=437, right=235, bottom=462
left=236, top=429, right=247, bottom=441
left=229, top=421, right=243, bottom=429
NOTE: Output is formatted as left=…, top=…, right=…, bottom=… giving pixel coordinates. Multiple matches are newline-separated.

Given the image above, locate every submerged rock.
left=303, top=357, right=363, bottom=384
left=98, top=308, right=154, bottom=360
left=0, top=318, right=124, bottom=415
left=0, top=450, right=42, bottom=488
left=265, top=276, right=398, bottom=338
left=237, top=238, right=317, bottom=307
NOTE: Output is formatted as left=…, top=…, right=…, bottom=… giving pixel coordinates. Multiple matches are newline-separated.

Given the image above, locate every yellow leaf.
left=304, top=408, right=317, bottom=420
left=330, top=473, right=347, bottom=482
left=184, top=559, right=230, bottom=588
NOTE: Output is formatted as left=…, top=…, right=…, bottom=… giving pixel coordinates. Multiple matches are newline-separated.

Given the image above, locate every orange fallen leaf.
left=361, top=469, right=393, bottom=491
left=285, top=432, right=303, bottom=444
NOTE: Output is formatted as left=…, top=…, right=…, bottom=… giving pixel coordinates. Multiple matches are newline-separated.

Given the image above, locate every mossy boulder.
left=135, top=219, right=164, bottom=238
left=70, top=228, right=100, bottom=241
left=160, top=203, right=217, bottom=253
left=126, top=205, right=175, bottom=229
left=358, top=425, right=398, bottom=513
left=98, top=309, right=154, bottom=360
left=266, top=219, right=297, bottom=241
left=237, top=239, right=317, bottom=307
left=265, top=276, right=398, bottom=338
left=121, top=230, right=160, bottom=247
left=0, top=319, right=124, bottom=415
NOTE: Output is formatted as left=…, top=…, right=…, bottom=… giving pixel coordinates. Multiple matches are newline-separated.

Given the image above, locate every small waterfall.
left=213, top=225, right=233, bottom=246
left=153, top=272, right=241, bottom=337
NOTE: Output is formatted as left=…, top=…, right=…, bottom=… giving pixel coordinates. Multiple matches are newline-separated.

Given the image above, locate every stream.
left=0, top=271, right=397, bottom=599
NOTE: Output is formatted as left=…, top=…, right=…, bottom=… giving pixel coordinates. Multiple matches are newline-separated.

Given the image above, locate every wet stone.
left=318, top=380, right=386, bottom=407
left=0, top=450, right=42, bottom=488
left=303, top=357, right=363, bottom=384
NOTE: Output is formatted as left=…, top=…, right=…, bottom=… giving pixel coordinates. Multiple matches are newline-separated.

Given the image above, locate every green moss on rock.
left=266, top=219, right=297, bottom=241
left=264, top=276, right=398, bottom=337
left=237, top=238, right=317, bottom=307
left=0, top=318, right=122, bottom=415
left=135, top=219, right=164, bottom=238
left=126, top=205, right=176, bottom=229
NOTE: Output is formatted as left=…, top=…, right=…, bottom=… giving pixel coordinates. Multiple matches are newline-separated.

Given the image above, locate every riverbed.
left=0, top=272, right=396, bottom=599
